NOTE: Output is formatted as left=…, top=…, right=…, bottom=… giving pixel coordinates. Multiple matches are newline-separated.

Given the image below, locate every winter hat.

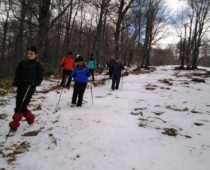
left=77, top=55, right=84, bottom=62
left=27, top=46, right=38, bottom=54
left=67, top=51, right=72, bottom=55
left=116, top=58, right=121, bottom=63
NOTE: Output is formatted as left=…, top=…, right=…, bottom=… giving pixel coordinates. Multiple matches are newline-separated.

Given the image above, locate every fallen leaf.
left=95, top=96, right=104, bottom=98
left=162, top=128, right=178, bottom=137
left=130, top=111, right=143, bottom=116
left=145, top=84, right=157, bottom=91
left=166, top=106, right=189, bottom=112
left=194, top=123, right=204, bottom=126
left=192, top=78, right=205, bottom=83
left=152, top=111, right=164, bottom=115
left=134, top=107, right=147, bottom=111
left=22, top=130, right=41, bottom=136
left=0, top=114, right=8, bottom=119
left=191, top=110, right=202, bottom=114
left=52, top=120, right=59, bottom=124
left=13, top=148, right=28, bottom=154
left=7, top=154, right=16, bottom=164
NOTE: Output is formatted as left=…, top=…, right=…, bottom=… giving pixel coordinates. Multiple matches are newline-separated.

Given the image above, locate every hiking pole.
left=121, top=74, right=123, bottom=89
left=53, top=87, right=64, bottom=113
left=90, top=83, right=93, bottom=105
left=6, top=85, right=31, bottom=142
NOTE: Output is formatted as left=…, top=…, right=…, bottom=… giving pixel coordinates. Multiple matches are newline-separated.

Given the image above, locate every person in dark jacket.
left=70, top=56, right=90, bottom=107
left=86, top=54, right=96, bottom=81
left=111, top=59, right=124, bottom=90
left=9, top=46, right=44, bottom=131
left=107, top=56, right=116, bottom=78
left=74, top=54, right=80, bottom=64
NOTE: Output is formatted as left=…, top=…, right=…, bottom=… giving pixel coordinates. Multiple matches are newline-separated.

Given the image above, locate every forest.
left=0, top=0, right=210, bottom=77
left=1, top=1, right=210, bottom=170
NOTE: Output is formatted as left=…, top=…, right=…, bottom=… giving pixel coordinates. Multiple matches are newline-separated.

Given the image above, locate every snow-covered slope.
left=0, top=66, right=210, bottom=170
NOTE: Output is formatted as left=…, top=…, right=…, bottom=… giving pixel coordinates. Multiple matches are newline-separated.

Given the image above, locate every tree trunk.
left=180, top=38, right=185, bottom=68
left=13, top=1, right=27, bottom=65
left=93, top=0, right=110, bottom=64
left=189, top=0, right=210, bottom=69
left=63, top=0, right=74, bottom=52
left=114, top=0, right=133, bottom=59
left=38, top=0, right=51, bottom=69
left=1, top=19, right=8, bottom=60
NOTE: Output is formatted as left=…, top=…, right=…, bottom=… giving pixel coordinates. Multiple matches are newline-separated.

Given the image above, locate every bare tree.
left=176, top=0, right=210, bottom=69
left=35, top=0, right=76, bottom=71
left=0, top=0, right=12, bottom=77
left=0, top=0, right=11, bottom=59
left=13, top=0, right=27, bottom=65
left=125, top=0, right=144, bottom=66
left=114, top=0, right=134, bottom=59
left=87, top=0, right=111, bottom=64
left=139, top=0, right=167, bottom=69
left=2, top=0, right=203, bottom=77
left=189, top=0, right=210, bottom=69
left=199, top=39, right=210, bottom=66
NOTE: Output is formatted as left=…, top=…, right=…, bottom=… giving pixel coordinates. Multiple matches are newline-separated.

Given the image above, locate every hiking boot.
left=76, top=103, right=82, bottom=107
left=24, top=110, right=35, bottom=125
left=9, top=121, right=20, bottom=130
left=12, top=112, right=23, bottom=121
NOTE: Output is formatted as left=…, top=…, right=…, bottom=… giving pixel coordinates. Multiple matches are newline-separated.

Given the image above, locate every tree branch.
left=50, top=2, right=74, bottom=29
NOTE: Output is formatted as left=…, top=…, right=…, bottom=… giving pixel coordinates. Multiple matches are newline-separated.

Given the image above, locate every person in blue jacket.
left=70, top=55, right=90, bottom=107
left=86, top=54, right=96, bottom=81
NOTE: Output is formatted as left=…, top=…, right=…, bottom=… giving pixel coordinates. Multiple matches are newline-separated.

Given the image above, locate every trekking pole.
left=6, top=85, right=31, bottom=142
left=121, top=74, right=123, bottom=89
left=90, top=83, right=93, bottom=105
left=53, top=87, right=64, bottom=113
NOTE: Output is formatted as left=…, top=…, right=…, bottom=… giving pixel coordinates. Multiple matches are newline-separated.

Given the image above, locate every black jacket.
left=113, top=62, right=124, bottom=76
left=13, top=59, right=44, bottom=87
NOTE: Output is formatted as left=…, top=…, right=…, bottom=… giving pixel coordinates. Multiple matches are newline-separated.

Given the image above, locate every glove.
left=29, top=80, right=35, bottom=87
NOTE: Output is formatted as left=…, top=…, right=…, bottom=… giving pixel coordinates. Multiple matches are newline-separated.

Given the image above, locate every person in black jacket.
left=111, top=59, right=124, bottom=90
left=107, top=56, right=116, bottom=78
left=9, top=46, right=44, bottom=131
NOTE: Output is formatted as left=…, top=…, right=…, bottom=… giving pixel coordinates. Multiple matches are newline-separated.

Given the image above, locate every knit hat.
left=77, top=55, right=84, bottom=62
left=27, top=46, right=38, bottom=54
left=67, top=51, right=72, bottom=55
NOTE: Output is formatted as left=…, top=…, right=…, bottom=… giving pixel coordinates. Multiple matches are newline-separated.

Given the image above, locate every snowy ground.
left=0, top=66, right=210, bottom=170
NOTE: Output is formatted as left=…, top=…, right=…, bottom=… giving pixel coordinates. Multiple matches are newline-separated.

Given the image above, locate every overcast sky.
left=157, top=0, right=189, bottom=48
left=164, top=0, right=188, bottom=12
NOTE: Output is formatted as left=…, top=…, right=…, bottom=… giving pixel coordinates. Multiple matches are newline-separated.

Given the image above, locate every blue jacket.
left=69, top=65, right=90, bottom=83
left=86, top=58, right=96, bottom=69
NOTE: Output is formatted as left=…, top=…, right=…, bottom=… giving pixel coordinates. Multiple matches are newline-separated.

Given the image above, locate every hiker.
left=60, top=51, right=75, bottom=87
left=9, top=46, right=43, bottom=132
left=75, top=54, right=80, bottom=64
left=107, top=56, right=116, bottom=78
left=86, top=54, right=96, bottom=81
left=70, top=55, right=90, bottom=107
left=111, top=58, right=124, bottom=90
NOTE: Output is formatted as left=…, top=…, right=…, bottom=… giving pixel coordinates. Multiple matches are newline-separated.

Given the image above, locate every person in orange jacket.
left=60, top=51, right=75, bottom=87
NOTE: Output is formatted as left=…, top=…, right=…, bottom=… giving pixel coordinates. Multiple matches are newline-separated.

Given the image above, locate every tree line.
left=0, top=0, right=210, bottom=77
left=176, top=0, right=210, bottom=69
